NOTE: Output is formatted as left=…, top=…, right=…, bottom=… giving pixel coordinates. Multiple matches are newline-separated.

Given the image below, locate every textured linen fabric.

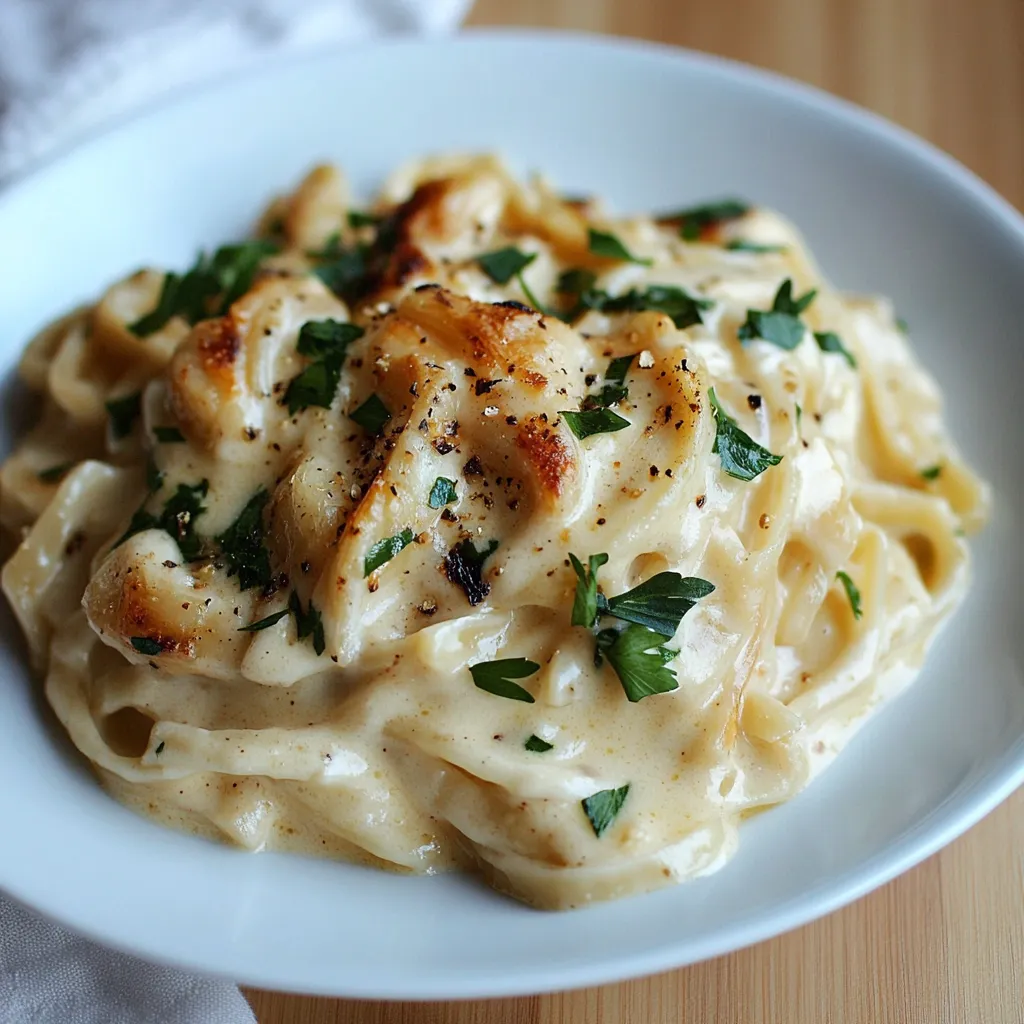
left=0, top=0, right=471, bottom=1020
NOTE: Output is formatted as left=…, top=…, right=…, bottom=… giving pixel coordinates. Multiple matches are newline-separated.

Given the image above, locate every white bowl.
left=0, top=30, right=1022, bottom=1000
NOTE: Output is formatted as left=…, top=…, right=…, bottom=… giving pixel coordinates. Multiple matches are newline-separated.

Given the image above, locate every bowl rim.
left=1, top=27, right=1023, bottom=999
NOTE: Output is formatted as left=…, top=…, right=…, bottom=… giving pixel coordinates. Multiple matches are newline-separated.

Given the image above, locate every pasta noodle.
left=0, top=157, right=989, bottom=909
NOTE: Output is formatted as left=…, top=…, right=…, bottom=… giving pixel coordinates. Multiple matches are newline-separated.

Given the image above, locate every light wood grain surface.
left=246, top=1, right=1024, bottom=1020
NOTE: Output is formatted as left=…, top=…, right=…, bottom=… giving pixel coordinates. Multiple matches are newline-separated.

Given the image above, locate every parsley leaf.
left=583, top=355, right=634, bottom=410
left=738, top=279, right=817, bottom=350
left=582, top=784, right=630, bottom=836
left=312, top=241, right=370, bottom=302
left=665, top=199, right=750, bottom=240
left=106, top=393, right=142, bottom=439
left=556, top=268, right=597, bottom=295
left=285, top=319, right=363, bottom=415
left=595, top=625, right=678, bottom=701
left=444, top=538, right=499, bottom=605
left=709, top=387, right=782, bottom=482
left=814, top=331, right=857, bottom=369
left=477, top=247, right=537, bottom=285
left=237, top=609, right=289, bottom=632
left=153, top=426, right=185, bottom=443
left=921, top=464, right=943, bottom=481
left=364, top=527, right=414, bottom=576
left=37, top=463, right=71, bottom=483
left=288, top=590, right=325, bottom=655
left=588, top=228, right=652, bottom=266
left=428, top=477, right=458, bottom=509
left=599, top=573, right=715, bottom=637
left=560, top=408, right=630, bottom=440
left=216, top=489, right=272, bottom=591
left=601, top=285, right=713, bottom=330
left=569, top=552, right=609, bottom=628
left=130, top=637, right=163, bottom=656
left=469, top=658, right=540, bottom=703
left=348, top=210, right=379, bottom=228
left=158, top=480, right=209, bottom=560
left=726, top=239, right=786, bottom=253
left=525, top=734, right=554, bottom=752
left=350, top=393, right=391, bottom=435
left=129, top=241, right=278, bottom=336
left=896, top=316, right=909, bottom=334
left=836, top=570, right=863, bottom=619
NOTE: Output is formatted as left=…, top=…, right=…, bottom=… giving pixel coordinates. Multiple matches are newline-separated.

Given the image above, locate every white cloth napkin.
left=0, top=1, right=471, bottom=1020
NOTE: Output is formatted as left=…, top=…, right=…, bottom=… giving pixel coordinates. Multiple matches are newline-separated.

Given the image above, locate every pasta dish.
left=0, top=156, right=989, bottom=909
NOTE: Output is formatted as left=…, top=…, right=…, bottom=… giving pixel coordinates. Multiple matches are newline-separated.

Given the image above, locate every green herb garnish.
left=581, top=784, right=630, bottom=836
left=836, top=570, right=863, bottom=619
left=477, top=247, right=536, bottom=285
left=350, top=393, right=391, bottom=436
left=599, top=573, right=715, bottom=637
left=237, top=609, right=289, bottom=632
left=595, top=625, right=679, bottom=701
left=525, top=734, right=554, bottom=752
left=153, top=426, right=185, bottom=443
left=154, top=741, right=165, bottom=755
left=158, top=481, right=210, bottom=560
left=311, top=238, right=370, bottom=302
left=588, top=228, right=652, bottom=266
left=814, top=331, right=857, bottom=369
left=560, top=408, right=630, bottom=440
left=106, top=393, right=142, bottom=439
left=709, top=387, right=782, bottom=482
left=921, top=464, right=943, bottom=481
left=284, top=319, right=363, bottom=415
left=364, top=527, right=414, bottom=576
left=37, top=463, right=71, bottom=483
left=666, top=199, right=749, bottom=240
left=569, top=552, right=609, bottom=628
left=738, top=279, right=817, bottom=350
left=583, top=355, right=634, bottom=410
left=896, top=317, right=909, bottom=334
left=726, top=239, right=786, bottom=253
left=428, top=477, right=458, bottom=509
left=129, top=241, right=278, bottom=336
left=347, top=210, right=379, bottom=228
left=216, top=489, right=272, bottom=591
left=469, top=658, right=540, bottom=703
left=130, top=637, right=163, bottom=656
left=288, top=591, right=325, bottom=655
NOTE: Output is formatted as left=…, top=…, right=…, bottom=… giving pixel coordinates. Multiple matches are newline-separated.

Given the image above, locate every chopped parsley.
left=599, top=572, right=715, bottom=637
left=115, top=479, right=209, bottom=558
left=921, top=464, right=943, bottom=481
left=726, top=239, right=786, bottom=253
left=896, top=316, right=909, bottom=334
left=350, top=393, right=391, bottom=436
left=364, top=527, right=414, bottom=576
left=216, top=489, right=272, bottom=591
left=237, top=608, right=289, bottom=632
left=836, top=570, right=863, bottom=619
left=311, top=237, right=370, bottom=302
left=587, top=228, right=652, bottom=266
left=582, top=355, right=634, bottom=410
left=129, top=241, right=278, bottom=336
left=444, top=538, right=499, bottom=605
left=476, top=247, right=536, bottom=285
left=569, top=552, right=609, bottom=627
left=37, top=463, right=71, bottom=483
left=555, top=273, right=712, bottom=329
left=469, top=657, right=540, bottom=703
left=560, top=408, right=630, bottom=440
left=347, top=210, right=379, bottom=228
left=285, top=319, right=363, bottom=415
left=814, top=331, right=857, bottom=369
left=153, top=426, right=185, bottom=443
left=288, top=590, right=325, bottom=655
left=709, top=387, right=783, bottom=482
left=666, top=199, right=749, bottom=240
left=525, top=734, right=554, bottom=752
left=130, top=637, right=162, bottom=656
left=581, top=784, right=630, bottom=836
left=595, top=625, right=679, bottom=701
left=106, top=393, right=142, bottom=439
left=428, top=477, right=458, bottom=509
left=738, top=278, right=817, bottom=350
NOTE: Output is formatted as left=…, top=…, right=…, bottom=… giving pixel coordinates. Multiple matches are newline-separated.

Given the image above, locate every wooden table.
left=246, top=1, right=1024, bottom=1020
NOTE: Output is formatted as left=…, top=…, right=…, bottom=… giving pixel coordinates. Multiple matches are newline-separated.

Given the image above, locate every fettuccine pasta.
left=0, top=157, right=988, bottom=908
